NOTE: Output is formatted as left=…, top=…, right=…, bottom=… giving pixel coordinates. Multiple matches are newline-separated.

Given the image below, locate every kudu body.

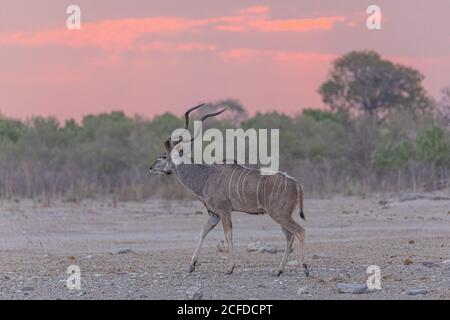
left=149, top=104, right=309, bottom=276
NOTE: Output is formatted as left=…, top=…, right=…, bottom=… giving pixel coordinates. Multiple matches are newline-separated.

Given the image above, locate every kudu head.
left=149, top=103, right=227, bottom=175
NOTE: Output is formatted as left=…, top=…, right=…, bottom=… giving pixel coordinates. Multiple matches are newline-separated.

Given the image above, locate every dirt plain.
left=0, top=192, right=449, bottom=300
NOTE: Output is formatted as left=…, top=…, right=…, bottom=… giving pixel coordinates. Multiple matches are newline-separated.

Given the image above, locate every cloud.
left=238, top=5, right=270, bottom=15
left=216, top=6, right=345, bottom=33
left=221, top=48, right=336, bottom=63
left=0, top=7, right=346, bottom=50
left=138, top=41, right=217, bottom=53
left=248, top=16, right=346, bottom=32
left=0, top=17, right=206, bottom=50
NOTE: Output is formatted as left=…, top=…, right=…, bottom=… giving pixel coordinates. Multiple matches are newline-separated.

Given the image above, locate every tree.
left=0, top=117, right=24, bottom=143
left=417, top=126, right=450, bottom=167
left=436, top=87, right=450, bottom=127
left=371, top=140, right=414, bottom=170
left=319, top=50, right=431, bottom=120
left=199, top=99, right=248, bottom=125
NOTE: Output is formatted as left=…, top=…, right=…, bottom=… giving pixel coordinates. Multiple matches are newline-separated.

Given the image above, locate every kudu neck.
left=172, top=162, right=211, bottom=197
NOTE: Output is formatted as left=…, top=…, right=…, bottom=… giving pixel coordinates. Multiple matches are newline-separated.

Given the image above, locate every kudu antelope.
left=149, top=104, right=309, bottom=276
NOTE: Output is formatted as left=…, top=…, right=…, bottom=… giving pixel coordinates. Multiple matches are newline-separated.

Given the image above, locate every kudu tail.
left=296, top=182, right=306, bottom=221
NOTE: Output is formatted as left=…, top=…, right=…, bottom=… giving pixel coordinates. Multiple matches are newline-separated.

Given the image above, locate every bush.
left=0, top=106, right=449, bottom=199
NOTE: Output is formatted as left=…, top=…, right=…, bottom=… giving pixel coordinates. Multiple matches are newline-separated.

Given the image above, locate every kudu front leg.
left=221, top=213, right=235, bottom=275
left=188, top=212, right=220, bottom=273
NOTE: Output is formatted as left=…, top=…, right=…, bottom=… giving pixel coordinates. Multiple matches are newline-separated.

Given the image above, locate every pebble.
left=407, top=288, right=427, bottom=296
left=297, top=286, right=309, bottom=295
left=114, top=248, right=136, bottom=255
left=311, top=253, right=329, bottom=260
left=258, top=245, right=277, bottom=254
left=21, top=286, right=34, bottom=292
left=421, top=261, right=436, bottom=267
left=247, top=241, right=277, bottom=254
left=403, top=257, right=414, bottom=265
left=337, top=283, right=368, bottom=294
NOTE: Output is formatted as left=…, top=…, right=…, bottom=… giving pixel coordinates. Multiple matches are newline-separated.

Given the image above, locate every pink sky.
left=1, top=0, right=450, bottom=120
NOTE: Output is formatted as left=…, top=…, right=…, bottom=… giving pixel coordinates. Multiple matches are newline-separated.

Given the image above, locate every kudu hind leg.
left=188, top=212, right=220, bottom=273
left=281, top=219, right=309, bottom=277
left=274, top=227, right=295, bottom=276
left=221, top=213, right=235, bottom=275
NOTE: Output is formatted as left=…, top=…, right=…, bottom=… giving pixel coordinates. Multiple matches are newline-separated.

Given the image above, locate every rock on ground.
left=407, top=288, right=427, bottom=296
left=311, top=253, right=330, bottom=260
left=297, top=286, right=308, bottom=295
left=247, top=241, right=277, bottom=254
left=113, top=248, right=136, bottom=255
left=337, top=283, right=368, bottom=294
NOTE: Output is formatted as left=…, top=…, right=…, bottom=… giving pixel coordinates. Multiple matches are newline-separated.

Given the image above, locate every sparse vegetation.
left=1, top=51, right=449, bottom=200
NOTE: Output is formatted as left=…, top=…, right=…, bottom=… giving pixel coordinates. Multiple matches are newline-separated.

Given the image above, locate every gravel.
left=0, top=196, right=449, bottom=299
left=186, top=284, right=203, bottom=300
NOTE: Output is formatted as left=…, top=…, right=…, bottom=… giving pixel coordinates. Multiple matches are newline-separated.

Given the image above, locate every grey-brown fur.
left=149, top=104, right=309, bottom=276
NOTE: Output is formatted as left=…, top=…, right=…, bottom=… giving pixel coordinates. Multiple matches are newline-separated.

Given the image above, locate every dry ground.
left=0, top=193, right=449, bottom=299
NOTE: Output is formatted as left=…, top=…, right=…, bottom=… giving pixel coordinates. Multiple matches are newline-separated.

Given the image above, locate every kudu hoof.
left=303, top=264, right=310, bottom=277
left=188, top=264, right=196, bottom=273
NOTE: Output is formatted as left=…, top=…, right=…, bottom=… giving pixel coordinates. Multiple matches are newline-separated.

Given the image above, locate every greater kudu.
left=149, top=104, right=309, bottom=276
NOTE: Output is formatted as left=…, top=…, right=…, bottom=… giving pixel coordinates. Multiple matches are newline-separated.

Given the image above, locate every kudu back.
left=149, top=104, right=309, bottom=277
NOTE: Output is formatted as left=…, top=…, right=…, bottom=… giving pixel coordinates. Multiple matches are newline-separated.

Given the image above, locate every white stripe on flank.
left=256, top=175, right=263, bottom=208
left=283, top=172, right=295, bottom=180
left=228, top=168, right=237, bottom=200
left=268, top=174, right=279, bottom=208
left=262, top=175, right=269, bottom=207
left=235, top=170, right=246, bottom=202
left=275, top=173, right=283, bottom=198
left=241, top=170, right=251, bottom=202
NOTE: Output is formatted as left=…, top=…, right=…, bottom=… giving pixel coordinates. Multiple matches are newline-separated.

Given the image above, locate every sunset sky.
left=1, top=0, right=450, bottom=120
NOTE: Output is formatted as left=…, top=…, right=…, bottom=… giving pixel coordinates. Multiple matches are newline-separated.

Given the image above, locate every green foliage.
left=243, top=112, right=293, bottom=130
left=294, top=109, right=350, bottom=160
left=417, top=126, right=450, bottom=166
left=148, top=113, right=183, bottom=138
left=371, top=140, right=414, bottom=169
left=302, top=109, right=342, bottom=123
left=0, top=118, right=24, bottom=143
left=0, top=106, right=449, bottom=198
